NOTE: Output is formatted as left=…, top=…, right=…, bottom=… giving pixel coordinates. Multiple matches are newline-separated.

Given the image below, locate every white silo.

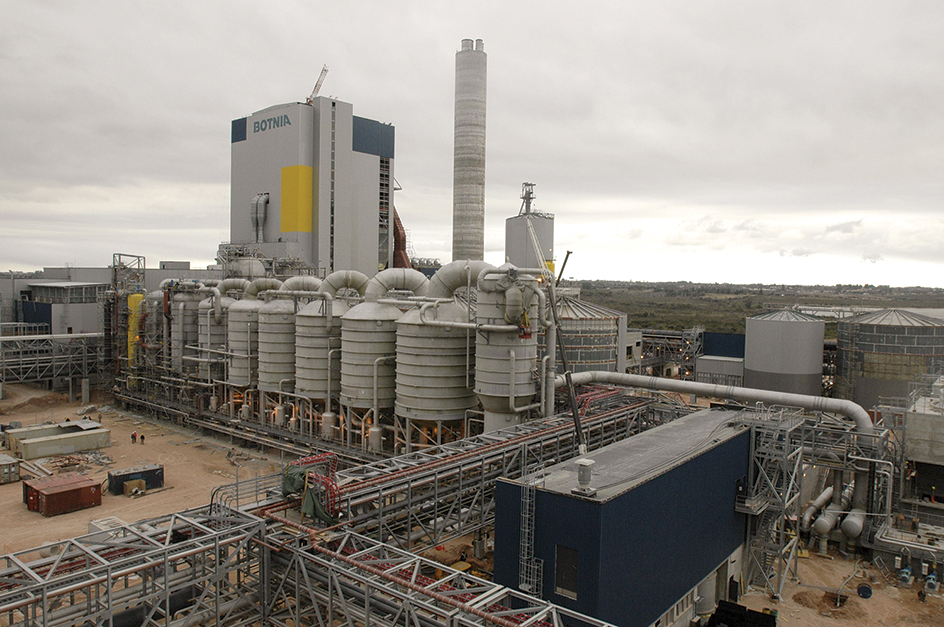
left=257, top=299, right=299, bottom=393
left=198, top=295, right=234, bottom=380
left=170, top=290, right=203, bottom=373
left=452, top=38, right=487, bottom=261
left=295, top=297, right=349, bottom=401
left=475, top=265, right=540, bottom=432
left=744, top=310, right=824, bottom=396
left=395, top=302, right=476, bottom=446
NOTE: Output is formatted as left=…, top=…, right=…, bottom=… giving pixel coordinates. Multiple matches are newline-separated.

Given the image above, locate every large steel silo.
left=475, top=267, right=540, bottom=432
left=539, top=297, right=626, bottom=374
left=339, top=302, right=404, bottom=410
left=837, top=309, right=944, bottom=409
left=257, top=299, right=298, bottom=393
left=395, top=302, right=476, bottom=424
left=295, top=297, right=349, bottom=401
left=744, top=310, right=824, bottom=396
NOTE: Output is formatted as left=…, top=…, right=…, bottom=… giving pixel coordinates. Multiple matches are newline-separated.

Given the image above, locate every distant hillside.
left=574, top=281, right=944, bottom=336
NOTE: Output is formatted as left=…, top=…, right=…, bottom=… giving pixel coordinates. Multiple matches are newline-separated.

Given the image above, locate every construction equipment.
left=306, top=64, right=329, bottom=104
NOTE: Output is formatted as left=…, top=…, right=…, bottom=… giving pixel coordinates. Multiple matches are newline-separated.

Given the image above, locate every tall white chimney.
left=452, top=38, right=487, bottom=261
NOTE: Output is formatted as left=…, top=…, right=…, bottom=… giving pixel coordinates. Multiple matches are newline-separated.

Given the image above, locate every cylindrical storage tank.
left=227, top=299, right=264, bottom=386
left=170, top=291, right=202, bottom=373
left=395, top=303, right=476, bottom=422
left=837, top=309, right=944, bottom=409
left=475, top=270, right=539, bottom=431
left=340, top=302, right=404, bottom=410
left=258, top=299, right=298, bottom=393
left=538, top=297, right=624, bottom=374
left=198, top=296, right=234, bottom=380
left=744, top=310, right=825, bottom=396
left=296, top=298, right=350, bottom=400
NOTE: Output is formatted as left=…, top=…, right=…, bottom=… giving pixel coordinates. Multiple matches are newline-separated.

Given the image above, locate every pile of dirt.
left=4, top=393, right=70, bottom=414
left=792, top=590, right=866, bottom=620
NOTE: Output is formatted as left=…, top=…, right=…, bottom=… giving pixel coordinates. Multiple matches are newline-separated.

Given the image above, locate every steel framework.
left=0, top=505, right=265, bottom=627
left=0, top=333, right=102, bottom=385
left=264, top=530, right=615, bottom=627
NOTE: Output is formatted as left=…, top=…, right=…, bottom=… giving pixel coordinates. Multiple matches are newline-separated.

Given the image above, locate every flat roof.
left=27, top=282, right=108, bottom=288
left=529, top=409, right=748, bottom=502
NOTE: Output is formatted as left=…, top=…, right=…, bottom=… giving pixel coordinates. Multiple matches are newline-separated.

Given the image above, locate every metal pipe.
left=557, top=371, right=875, bottom=509
left=508, top=349, right=540, bottom=413
left=372, top=355, right=396, bottom=427
left=801, top=487, right=834, bottom=533
left=418, top=301, right=518, bottom=332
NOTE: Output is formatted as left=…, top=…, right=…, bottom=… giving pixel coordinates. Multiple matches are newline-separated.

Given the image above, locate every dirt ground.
left=0, top=383, right=281, bottom=556
left=740, top=548, right=944, bottom=626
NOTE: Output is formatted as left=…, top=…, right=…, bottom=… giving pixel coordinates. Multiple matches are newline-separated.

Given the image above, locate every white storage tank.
left=170, top=291, right=202, bottom=373
left=227, top=299, right=264, bottom=386
left=475, top=267, right=540, bottom=432
left=198, top=296, right=234, bottom=381
left=744, top=309, right=824, bottom=396
left=295, top=297, right=349, bottom=400
left=340, top=301, right=404, bottom=410
left=258, top=299, right=299, bottom=393
left=538, top=297, right=626, bottom=374
left=395, top=302, right=476, bottom=423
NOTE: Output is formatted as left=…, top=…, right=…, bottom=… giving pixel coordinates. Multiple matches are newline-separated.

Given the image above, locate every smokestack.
left=452, top=38, right=487, bottom=261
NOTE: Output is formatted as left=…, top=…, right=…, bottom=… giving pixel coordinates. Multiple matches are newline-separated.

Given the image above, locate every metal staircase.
left=741, top=412, right=804, bottom=599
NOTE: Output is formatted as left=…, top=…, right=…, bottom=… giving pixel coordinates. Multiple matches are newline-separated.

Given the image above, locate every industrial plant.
left=1, top=39, right=943, bottom=627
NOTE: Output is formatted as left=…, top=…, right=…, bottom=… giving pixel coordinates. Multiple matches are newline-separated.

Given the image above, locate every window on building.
left=555, top=544, right=578, bottom=599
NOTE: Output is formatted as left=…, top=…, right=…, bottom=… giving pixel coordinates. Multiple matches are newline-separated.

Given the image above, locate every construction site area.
left=2, top=38, right=944, bottom=627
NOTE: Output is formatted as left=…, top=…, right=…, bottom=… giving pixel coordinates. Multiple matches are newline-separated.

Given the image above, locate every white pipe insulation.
left=813, top=483, right=854, bottom=536
left=364, top=268, right=429, bottom=301
left=280, top=275, right=323, bottom=292
left=801, top=487, right=835, bottom=533
left=244, top=278, right=283, bottom=300
left=426, top=259, right=495, bottom=299
left=554, top=371, right=875, bottom=518
left=320, top=270, right=370, bottom=296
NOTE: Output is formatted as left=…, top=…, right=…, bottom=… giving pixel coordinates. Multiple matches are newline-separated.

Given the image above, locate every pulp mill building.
left=1, top=39, right=943, bottom=627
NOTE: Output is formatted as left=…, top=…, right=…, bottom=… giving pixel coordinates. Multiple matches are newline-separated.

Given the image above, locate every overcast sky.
left=1, top=1, right=942, bottom=286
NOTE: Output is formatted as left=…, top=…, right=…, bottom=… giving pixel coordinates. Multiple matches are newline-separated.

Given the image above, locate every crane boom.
left=307, top=65, right=329, bottom=104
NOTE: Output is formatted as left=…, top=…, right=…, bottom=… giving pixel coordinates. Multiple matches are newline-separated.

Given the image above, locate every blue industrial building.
left=494, top=409, right=752, bottom=627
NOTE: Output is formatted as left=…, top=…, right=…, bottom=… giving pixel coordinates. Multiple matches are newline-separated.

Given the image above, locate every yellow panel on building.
left=280, top=165, right=313, bottom=233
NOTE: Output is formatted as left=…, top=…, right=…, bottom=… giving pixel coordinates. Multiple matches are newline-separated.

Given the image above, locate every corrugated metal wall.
left=494, top=430, right=750, bottom=627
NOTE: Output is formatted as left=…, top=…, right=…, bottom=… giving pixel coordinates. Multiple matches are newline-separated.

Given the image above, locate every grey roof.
left=27, top=281, right=107, bottom=288
left=556, top=297, right=624, bottom=320
left=751, top=309, right=822, bottom=322
left=847, top=308, right=944, bottom=327
left=527, top=409, right=747, bottom=502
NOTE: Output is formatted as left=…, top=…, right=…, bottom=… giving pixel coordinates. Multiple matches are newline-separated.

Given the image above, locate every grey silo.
left=257, top=299, right=299, bottom=393
left=744, top=309, right=824, bottom=396
left=452, top=38, right=487, bottom=261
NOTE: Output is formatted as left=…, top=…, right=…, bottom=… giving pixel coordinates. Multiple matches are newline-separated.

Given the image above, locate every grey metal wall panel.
left=352, top=116, right=394, bottom=158
left=743, top=369, right=821, bottom=396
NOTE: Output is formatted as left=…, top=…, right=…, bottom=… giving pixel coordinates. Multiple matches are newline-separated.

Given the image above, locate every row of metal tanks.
left=127, top=261, right=565, bottom=438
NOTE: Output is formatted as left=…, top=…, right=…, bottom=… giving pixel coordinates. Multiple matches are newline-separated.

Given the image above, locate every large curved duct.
left=801, top=487, right=834, bottom=533
left=320, top=270, right=370, bottom=297
left=280, top=276, right=323, bottom=293
left=364, top=268, right=429, bottom=301
left=813, top=484, right=854, bottom=536
left=244, top=278, right=283, bottom=300
left=556, top=371, right=874, bottom=511
left=217, top=278, right=252, bottom=295
left=427, top=260, right=495, bottom=299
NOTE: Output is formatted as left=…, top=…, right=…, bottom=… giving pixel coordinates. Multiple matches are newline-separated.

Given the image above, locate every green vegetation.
left=575, top=281, right=944, bottom=337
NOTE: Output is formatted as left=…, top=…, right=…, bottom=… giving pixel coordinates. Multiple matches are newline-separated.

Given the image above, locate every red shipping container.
left=23, top=473, right=90, bottom=512
left=23, top=473, right=101, bottom=516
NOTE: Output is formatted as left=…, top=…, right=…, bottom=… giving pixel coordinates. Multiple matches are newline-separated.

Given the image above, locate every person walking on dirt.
left=140, top=433, right=145, bottom=445
left=131, top=431, right=137, bottom=444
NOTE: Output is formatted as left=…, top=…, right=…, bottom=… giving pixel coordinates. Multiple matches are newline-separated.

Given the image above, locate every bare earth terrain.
left=0, top=383, right=279, bottom=555
left=2, top=384, right=942, bottom=625
left=740, top=550, right=943, bottom=626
